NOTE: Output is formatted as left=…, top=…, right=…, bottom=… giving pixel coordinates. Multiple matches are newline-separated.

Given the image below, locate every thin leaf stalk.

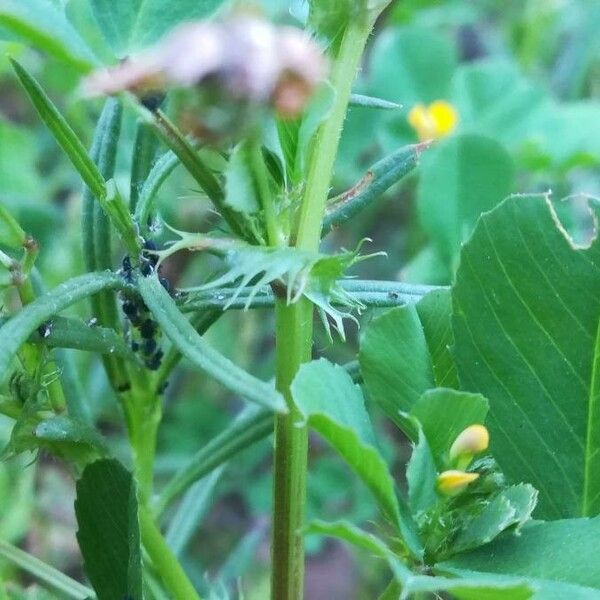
left=271, top=16, right=376, bottom=599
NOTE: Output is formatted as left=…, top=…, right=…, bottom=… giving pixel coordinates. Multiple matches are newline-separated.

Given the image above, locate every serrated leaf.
left=167, top=233, right=372, bottom=340
left=0, top=0, right=96, bottom=72
left=409, top=389, right=489, bottom=464
left=89, top=0, right=226, bottom=57
left=75, top=459, right=142, bottom=600
left=417, top=134, right=514, bottom=272
left=452, top=194, right=600, bottom=518
left=406, top=428, right=438, bottom=514
left=454, top=484, right=538, bottom=553
left=291, top=358, right=423, bottom=558
left=440, top=517, right=600, bottom=594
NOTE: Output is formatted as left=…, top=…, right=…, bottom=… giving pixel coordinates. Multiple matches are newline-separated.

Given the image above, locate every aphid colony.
left=119, top=240, right=172, bottom=373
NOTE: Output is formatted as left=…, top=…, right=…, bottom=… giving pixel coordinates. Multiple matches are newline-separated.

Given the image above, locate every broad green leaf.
left=360, top=304, right=434, bottom=424
left=0, top=540, right=94, bottom=600
left=369, top=26, right=457, bottom=106
left=0, top=0, right=96, bottom=71
left=440, top=517, right=600, bottom=594
left=224, top=140, right=260, bottom=214
left=417, top=134, right=514, bottom=271
left=416, top=289, right=459, bottom=388
left=89, top=0, right=225, bottom=57
left=403, top=574, right=533, bottom=600
left=454, top=484, right=538, bottom=553
left=0, top=271, right=125, bottom=386
left=137, top=273, right=286, bottom=412
left=406, top=428, right=438, bottom=514
left=75, top=459, right=142, bottom=600
left=291, top=358, right=423, bottom=558
left=410, top=389, right=488, bottom=463
left=453, top=194, right=600, bottom=518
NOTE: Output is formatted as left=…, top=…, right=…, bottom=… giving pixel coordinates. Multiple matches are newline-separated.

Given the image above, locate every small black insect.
left=131, top=340, right=140, bottom=352
left=120, top=255, right=134, bottom=283
left=145, top=349, right=164, bottom=371
left=122, top=300, right=138, bottom=317
left=117, top=382, right=131, bottom=393
left=142, top=338, right=157, bottom=356
left=139, top=319, right=157, bottom=339
left=37, top=321, right=53, bottom=339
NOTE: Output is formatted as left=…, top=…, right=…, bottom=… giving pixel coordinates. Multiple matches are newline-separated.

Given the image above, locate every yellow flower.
left=437, top=470, right=479, bottom=496
left=449, top=424, right=489, bottom=470
left=407, top=100, right=458, bottom=141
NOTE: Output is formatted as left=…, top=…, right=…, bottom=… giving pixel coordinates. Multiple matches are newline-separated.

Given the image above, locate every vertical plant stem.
left=271, top=17, right=375, bottom=599
left=139, top=505, right=202, bottom=600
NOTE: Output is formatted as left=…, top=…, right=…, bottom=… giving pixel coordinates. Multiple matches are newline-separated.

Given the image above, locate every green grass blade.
left=155, top=407, right=272, bottom=516
left=0, top=271, right=126, bottom=385
left=137, top=274, right=286, bottom=413
left=349, top=93, right=401, bottom=110
left=10, top=60, right=139, bottom=256
left=0, top=540, right=94, bottom=599
left=130, top=121, right=160, bottom=213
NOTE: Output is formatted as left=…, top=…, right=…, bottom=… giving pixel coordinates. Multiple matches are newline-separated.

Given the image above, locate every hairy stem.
left=271, top=16, right=375, bottom=599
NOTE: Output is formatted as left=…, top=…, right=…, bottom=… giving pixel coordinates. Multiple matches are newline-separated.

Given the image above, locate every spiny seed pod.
left=437, top=470, right=479, bottom=496
left=83, top=16, right=327, bottom=121
left=449, top=424, right=489, bottom=470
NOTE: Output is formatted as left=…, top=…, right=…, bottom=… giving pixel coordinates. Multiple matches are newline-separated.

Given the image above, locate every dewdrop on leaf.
left=437, top=470, right=479, bottom=496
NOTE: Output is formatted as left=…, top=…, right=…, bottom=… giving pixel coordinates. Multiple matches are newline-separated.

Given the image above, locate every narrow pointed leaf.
left=137, top=273, right=286, bottom=412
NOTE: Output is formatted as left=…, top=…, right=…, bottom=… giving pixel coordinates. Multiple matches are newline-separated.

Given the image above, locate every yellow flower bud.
left=437, top=470, right=479, bottom=496
left=407, top=100, right=458, bottom=141
left=450, top=425, right=489, bottom=460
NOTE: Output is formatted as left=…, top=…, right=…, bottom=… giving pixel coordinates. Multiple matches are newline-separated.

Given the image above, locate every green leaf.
left=306, top=519, right=412, bottom=583
left=0, top=271, right=125, bottom=386
left=453, top=194, right=600, bottom=518
left=369, top=26, right=457, bottom=106
left=359, top=304, right=434, bottom=424
left=165, top=233, right=371, bottom=340
left=224, top=140, right=260, bottom=214
left=0, top=0, right=96, bottom=72
left=417, top=134, right=514, bottom=271
left=4, top=415, right=108, bottom=466
left=322, top=141, right=424, bottom=235
left=415, top=288, right=459, bottom=389
left=0, top=202, right=26, bottom=249
left=89, top=0, right=225, bottom=57
left=406, top=428, right=438, bottom=514
left=349, top=93, right=401, bottom=110
left=291, top=358, right=423, bottom=558
left=137, top=273, right=286, bottom=412
left=454, top=484, right=538, bottom=553
left=410, top=389, right=488, bottom=463
left=10, top=60, right=139, bottom=255
left=440, top=517, right=600, bottom=594
left=0, top=540, right=94, bottom=600
left=75, top=459, right=142, bottom=600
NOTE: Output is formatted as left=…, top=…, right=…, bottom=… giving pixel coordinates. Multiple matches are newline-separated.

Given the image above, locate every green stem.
left=271, top=17, right=376, bottom=599
left=139, top=506, right=202, bottom=600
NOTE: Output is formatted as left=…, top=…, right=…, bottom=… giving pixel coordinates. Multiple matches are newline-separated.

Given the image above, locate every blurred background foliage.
left=1, top=0, right=600, bottom=597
